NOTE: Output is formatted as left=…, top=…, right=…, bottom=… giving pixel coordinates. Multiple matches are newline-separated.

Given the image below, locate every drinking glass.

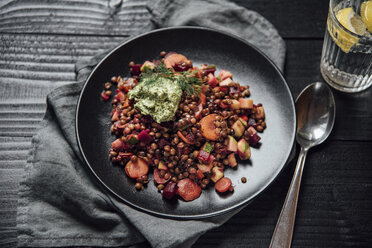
left=320, top=0, right=372, bottom=93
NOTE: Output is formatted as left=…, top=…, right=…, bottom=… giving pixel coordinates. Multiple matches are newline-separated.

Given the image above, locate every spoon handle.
left=269, top=147, right=308, bottom=248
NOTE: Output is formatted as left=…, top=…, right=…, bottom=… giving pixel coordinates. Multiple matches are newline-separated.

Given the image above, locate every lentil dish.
left=101, top=51, right=266, bottom=202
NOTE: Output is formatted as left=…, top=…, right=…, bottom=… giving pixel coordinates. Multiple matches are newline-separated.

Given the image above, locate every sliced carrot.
left=164, top=53, right=188, bottom=69
left=177, top=178, right=202, bottom=201
left=124, top=158, right=149, bottom=179
left=199, top=114, right=223, bottom=141
left=153, top=168, right=170, bottom=184
left=215, top=177, right=232, bottom=193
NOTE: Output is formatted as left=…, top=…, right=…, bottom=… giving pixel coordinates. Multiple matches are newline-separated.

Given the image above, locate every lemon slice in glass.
left=336, top=7, right=367, bottom=35
left=328, top=7, right=367, bottom=52
left=361, top=0, right=372, bottom=33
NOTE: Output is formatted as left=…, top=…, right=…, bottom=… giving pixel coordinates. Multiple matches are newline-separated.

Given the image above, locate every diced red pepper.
left=240, top=115, right=248, bottom=121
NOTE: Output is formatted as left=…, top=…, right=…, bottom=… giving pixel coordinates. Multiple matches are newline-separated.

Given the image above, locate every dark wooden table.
left=1, top=0, right=371, bottom=247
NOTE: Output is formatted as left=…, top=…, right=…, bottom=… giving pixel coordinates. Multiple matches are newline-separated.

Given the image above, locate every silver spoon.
left=269, top=82, right=336, bottom=248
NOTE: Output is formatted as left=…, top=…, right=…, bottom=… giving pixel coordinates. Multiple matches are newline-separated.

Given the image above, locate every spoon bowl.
left=296, top=82, right=336, bottom=149
left=270, top=82, right=335, bottom=248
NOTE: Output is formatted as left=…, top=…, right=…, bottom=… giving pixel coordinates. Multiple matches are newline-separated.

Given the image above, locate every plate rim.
left=76, top=26, right=296, bottom=219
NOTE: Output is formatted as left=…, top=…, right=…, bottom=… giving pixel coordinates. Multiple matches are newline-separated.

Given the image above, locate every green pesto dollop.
left=128, top=77, right=182, bottom=123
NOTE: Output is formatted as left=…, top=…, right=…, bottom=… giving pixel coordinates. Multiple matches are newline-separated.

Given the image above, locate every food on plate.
left=102, top=51, right=266, bottom=202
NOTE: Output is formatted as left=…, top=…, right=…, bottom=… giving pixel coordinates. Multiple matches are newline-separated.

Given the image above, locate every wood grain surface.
left=1, top=0, right=371, bottom=247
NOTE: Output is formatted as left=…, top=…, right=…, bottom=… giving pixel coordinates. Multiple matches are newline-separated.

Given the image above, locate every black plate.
left=76, top=27, right=295, bottom=219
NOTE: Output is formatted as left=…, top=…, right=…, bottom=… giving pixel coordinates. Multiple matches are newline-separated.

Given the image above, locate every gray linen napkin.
left=17, top=0, right=286, bottom=247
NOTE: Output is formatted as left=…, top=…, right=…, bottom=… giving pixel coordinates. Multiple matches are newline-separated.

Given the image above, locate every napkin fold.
left=17, top=0, right=286, bottom=247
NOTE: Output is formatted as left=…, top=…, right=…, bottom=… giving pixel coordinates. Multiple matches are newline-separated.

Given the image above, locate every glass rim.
left=329, top=0, right=371, bottom=40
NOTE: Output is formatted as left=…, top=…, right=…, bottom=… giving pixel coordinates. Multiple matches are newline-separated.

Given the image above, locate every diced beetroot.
left=111, top=138, right=124, bottom=152
left=248, top=133, right=261, bottom=146
left=130, top=64, right=142, bottom=75
left=185, top=133, right=196, bottom=144
left=177, top=131, right=195, bottom=145
left=158, top=138, right=170, bottom=148
left=247, top=126, right=257, bottom=135
left=219, top=86, right=229, bottom=93
left=197, top=149, right=210, bottom=164
left=160, top=121, right=174, bottom=129
left=138, top=130, right=152, bottom=144
left=162, top=182, right=177, bottom=200
left=207, top=154, right=215, bottom=164
left=219, top=70, right=232, bottom=80
left=173, top=61, right=192, bottom=72
left=207, top=73, right=219, bottom=87
left=153, top=169, right=170, bottom=184
left=101, top=91, right=110, bottom=101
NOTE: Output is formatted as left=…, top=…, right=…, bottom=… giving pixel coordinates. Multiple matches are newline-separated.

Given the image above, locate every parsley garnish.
left=140, top=63, right=202, bottom=95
